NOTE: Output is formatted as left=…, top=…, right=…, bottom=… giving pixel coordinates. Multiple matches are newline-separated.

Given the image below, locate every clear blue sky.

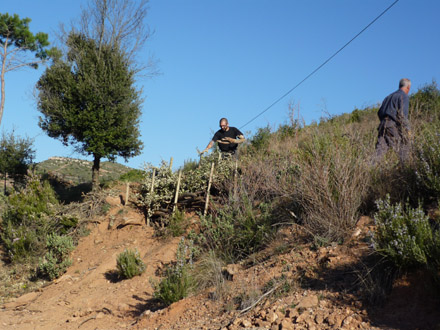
left=1, top=0, right=439, bottom=170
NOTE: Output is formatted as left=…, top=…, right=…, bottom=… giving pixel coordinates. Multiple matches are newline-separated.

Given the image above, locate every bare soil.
left=1, top=194, right=439, bottom=330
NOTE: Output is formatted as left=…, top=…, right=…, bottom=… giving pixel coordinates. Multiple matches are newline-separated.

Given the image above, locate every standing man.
left=376, top=78, right=411, bottom=159
left=200, top=118, right=245, bottom=157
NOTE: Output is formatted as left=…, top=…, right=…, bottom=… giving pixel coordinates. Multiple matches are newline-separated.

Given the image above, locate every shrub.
left=292, top=126, right=372, bottom=242
left=37, top=234, right=74, bottom=280
left=1, top=174, right=60, bottom=262
left=199, top=198, right=274, bottom=263
left=164, top=209, right=190, bottom=237
left=414, top=125, right=440, bottom=200
left=119, top=169, right=145, bottom=182
left=153, top=238, right=195, bottom=305
left=373, top=195, right=440, bottom=270
left=116, top=248, right=146, bottom=279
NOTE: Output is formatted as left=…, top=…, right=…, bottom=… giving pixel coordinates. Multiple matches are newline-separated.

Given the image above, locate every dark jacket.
left=377, top=89, right=410, bottom=130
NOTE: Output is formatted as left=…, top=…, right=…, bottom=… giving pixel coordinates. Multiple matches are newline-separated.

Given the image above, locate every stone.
left=240, top=319, right=252, bottom=328
left=296, top=294, right=319, bottom=309
left=222, top=264, right=240, bottom=281
left=267, top=311, right=278, bottom=323
left=280, top=319, right=295, bottom=330
left=315, top=313, right=324, bottom=324
left=285, top=308, right=299, bottom=319
left=2, top=292, right=39, bottom=309
left=325, top=312, right=344, bottom=328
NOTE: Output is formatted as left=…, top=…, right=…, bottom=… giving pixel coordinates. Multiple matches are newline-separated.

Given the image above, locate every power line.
left=239, top=0, right=400, bottom=130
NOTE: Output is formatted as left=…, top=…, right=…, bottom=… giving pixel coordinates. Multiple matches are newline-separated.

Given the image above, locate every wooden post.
left=147, top=168, right=156, bottom=227
left=169, top=157, right=173, bottom=171
left=233, top=159, right=238, bottom=200
left=173, top=170, right=182, bottom=214
left=204, top=162, right=215, bottom=216
left=125, top=182, right=130, bottom=206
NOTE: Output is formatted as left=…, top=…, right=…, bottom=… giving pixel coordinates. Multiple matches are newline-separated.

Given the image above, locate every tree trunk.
left=0, top=56, right=6, bottom=127
left=92, top=154, right=101, bottom=191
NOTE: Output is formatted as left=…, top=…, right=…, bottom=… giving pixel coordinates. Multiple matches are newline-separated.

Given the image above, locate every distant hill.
left=34, top=156, right=134, bottom=185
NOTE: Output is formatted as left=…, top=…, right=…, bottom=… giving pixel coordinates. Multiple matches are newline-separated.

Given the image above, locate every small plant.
left=165, top=209, right=190, bottom=237
left=373, top=195, right=439, bottom=269
left=199, top=198, right=274, bottom=263
left=37, top=234, right=74, bottom=280
left=116, top=248, right=146, bottom=279
left=153, top=238, right=195, bottom=306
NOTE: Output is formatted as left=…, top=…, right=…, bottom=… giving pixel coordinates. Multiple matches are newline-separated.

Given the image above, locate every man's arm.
left=200, top=140, right=214, bottom=155
left=223, top=134, right=245, bottom=144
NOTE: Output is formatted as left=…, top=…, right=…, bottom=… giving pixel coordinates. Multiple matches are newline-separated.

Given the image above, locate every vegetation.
left=116, top=249, right=146, bottom=279
left=373, top=195, right=440, bottom=270
left=0, top=131, right=35, bottom=194
left=36, top=32, right=143, bottom=190
left=0, top=12, right=59, bottom=126
left=37, top=234, right=74, bottom=280
left=153, top=238, right=195, bottom=306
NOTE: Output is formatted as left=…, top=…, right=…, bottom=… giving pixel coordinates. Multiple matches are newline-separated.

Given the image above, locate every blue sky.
left=1, top=0, right=439, bottom=170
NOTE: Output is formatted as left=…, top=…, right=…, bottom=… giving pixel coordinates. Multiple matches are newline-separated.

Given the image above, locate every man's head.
left=399, top=78, right=411, bottom=95
left=219, top=118, right=229, bottom=131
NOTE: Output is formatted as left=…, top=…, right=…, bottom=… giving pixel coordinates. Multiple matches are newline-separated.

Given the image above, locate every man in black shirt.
left=376, top=78, right=411, bottom=159
left=200, top=118, right=245, bottom=156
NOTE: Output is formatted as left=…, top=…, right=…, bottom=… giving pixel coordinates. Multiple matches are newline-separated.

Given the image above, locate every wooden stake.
left=173, top=170, right=182, bottom=214
left=169, top=157, right=173, bottom=171
left=125, top=182, right=130, bottom=206
left=233, top=159, right=238, bottom=200
left=147, top=168, right=156, bottom=227
left=204, top=162, right=215, bottom=216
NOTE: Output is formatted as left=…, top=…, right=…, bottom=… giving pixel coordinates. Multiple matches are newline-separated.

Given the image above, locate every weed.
left=116, top=249, right=146, bottom=279
left=152, top=238, right=195, bottom=306
left=373, top=195, right=440, bottom=269
left=37, top=234, right=74, bottom=280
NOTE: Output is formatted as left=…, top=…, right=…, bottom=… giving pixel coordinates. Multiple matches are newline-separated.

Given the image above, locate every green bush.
left=292, top=126, right=372, bottom=242
left=164, top=209, right=190, bottom=237
left=119, top=169, right=145, bottom=182
left=116, top=248, right=146, bottom=279
left=373, top=195, right=440, bottom=269
left=199, top=198, right=274, bottom=263
left=414, top=126, right=440, bottom=199
left=1, top=175, right=60, bottom=262
left=153, top=238, right=195, bottom=305
left=37, top=233, right=74, bottom=280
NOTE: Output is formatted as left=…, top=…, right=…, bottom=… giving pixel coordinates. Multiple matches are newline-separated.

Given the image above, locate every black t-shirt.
left=212, top=127, right=243, bottom=152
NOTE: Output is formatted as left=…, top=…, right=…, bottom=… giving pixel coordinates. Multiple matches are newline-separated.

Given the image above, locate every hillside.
left=1, top=83, right=440, bottom=329
left=34, top=156, right=134, bottom=185
left=0, top=186, right=439, bottom=329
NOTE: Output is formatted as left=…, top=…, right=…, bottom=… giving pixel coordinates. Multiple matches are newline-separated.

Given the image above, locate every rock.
left=240, top=319, right=252, bottom=328
left=280, top=319, right=295, bottom=330
left=2, top=291, right=39, bottom=309
left=105, top=196, right=121, bottom=206
left=267, top=311, right=278, bottom=323
left=296, top=294, right=319, bottom=309
left=315, top=313, right=324, bottom=324
left=222, top=264, right=240, bottom=281
left=254, top=319, right=271, bottom=328
left=285, top=308, right=299, bottom=319
left=116, top=216, right=143, bottom=228
left=325, top=311, right=344, bottom=328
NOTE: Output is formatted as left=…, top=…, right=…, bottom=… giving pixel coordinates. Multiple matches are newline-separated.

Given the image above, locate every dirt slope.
left=0, top=198, right=181, bottom=330
left=1, top=197, right=440, bottom=330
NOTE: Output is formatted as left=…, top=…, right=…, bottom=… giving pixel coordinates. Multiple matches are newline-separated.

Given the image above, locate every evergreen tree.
left=0, top=131, right=35, bottom=194
left=0, top=13, right=58, bottom=127
left=36, top=33, right=143, bottom=190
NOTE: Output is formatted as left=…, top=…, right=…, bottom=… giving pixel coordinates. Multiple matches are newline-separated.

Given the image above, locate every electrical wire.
left=239, top=0, right=400, bottom=130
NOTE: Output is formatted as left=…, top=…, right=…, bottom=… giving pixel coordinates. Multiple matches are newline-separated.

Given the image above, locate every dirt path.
left=0, top=201, right=181, bottom=330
